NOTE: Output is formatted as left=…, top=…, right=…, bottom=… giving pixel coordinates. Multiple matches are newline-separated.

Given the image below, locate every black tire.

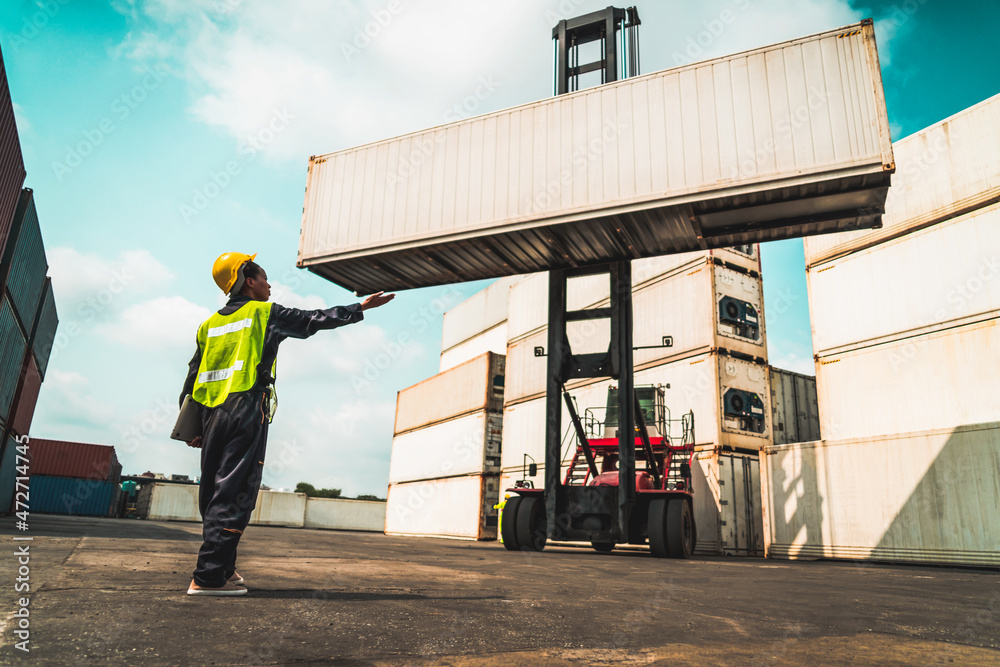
left=592, top=542, right=615, bottom=553
left=666, top=498, right=694, bottom=559
left=500, top=495, right=522, bottom=551
left=515, top=495, right=547, bottom=552
left=647, top=498, right=669, bottom=558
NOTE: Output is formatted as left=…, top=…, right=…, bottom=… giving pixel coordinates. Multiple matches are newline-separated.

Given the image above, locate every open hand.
left=361, top=291, right=395, bottom=311
left=187, top=436, right=203, bottom=449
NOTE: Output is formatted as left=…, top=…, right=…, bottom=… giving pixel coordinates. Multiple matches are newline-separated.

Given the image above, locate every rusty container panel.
left=0, top=296, right=26, bottom=425
left=27, top=439, right=121, bottom=483
left=385, top=474, right=500, bottom=540
left=394, top=352, right=504, bottom=434
left=0, top=44, right=25, bottom=262
left=10, top=354, right=40, bottom=437
left=300, top=22, right=892, bottom=295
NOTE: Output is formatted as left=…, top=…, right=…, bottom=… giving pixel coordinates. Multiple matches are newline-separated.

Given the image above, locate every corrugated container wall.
left=29, top=475, right=117, bottom=517
left=31, top=279, right=57, bottom=379
left=804, top=92, right=1000, bottom=266
left=4, top=190, right=47, bottom=327
left=761, top=423, right=1000, bottom=567
left=440, top=323, right=508, bottom=372
left=299, top=22, right=892, bottom=295
left=0, top=297, right=27, bottom=424
left=28, top=439, right=121, bottom=482
left=394, top=352, right=504, bottom=434
left=385, top=474, right=500, bottom=540
left=807, top=202, right=1000, bottom=356
left=389, top=411, right=502, bottom=484
left=10, top=354, right=40, bottom=436
left=768, top=367, right=820, bottom=445
left=0, top=44, right=25, bottom=260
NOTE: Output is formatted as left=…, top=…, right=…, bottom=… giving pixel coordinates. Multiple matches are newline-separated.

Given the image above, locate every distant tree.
left=295, top=482, right=341, bottom=498
left=355, top=494, right=385, bottom=501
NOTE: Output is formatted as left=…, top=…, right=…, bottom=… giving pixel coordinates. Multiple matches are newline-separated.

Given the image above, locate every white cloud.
left=96, top=295, right=211, bottom=349
left=47, top=247, right=175, bottom=321
left=768, top=352, right=816, bottom=376
left=37, top=370, right=118, bottom=429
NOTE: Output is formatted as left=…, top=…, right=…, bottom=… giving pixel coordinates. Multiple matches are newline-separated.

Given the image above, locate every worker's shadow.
left=246, top=589, right=504, bottom=602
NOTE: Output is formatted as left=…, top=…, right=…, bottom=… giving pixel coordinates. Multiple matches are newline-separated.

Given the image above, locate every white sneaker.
left=228, top=572, right=244, bottom=585
left=187, top=579, right=247, bottom=596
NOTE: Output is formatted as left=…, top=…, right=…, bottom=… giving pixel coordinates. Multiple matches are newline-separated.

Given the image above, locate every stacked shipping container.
left=385, top=352, right=505, bottom=539
left=23, top=439, right=122, bottom=517
left=762, top=92, right=1000, bottom=566
left=499, top=246, right=770, bottom=555
left=0, top=45, right=60, bottom=515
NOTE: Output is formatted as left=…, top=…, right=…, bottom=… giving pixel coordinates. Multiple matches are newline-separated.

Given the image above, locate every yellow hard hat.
left=212, top=252, right=257, bottom=294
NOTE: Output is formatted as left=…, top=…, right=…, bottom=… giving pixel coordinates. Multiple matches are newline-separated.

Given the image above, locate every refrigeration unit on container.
left=298, top=22, right=892, bottom=296
left=504, top=261, right=767, bottom=404
left=769, top=367, right=820, bottom=445
left=29, top=475, right=117, bottom=517
left=0, top=44, right=25, bottom=261
left=814, top=317, right=1000, bottom=442
left=804, top=91, right=1000, bottom=267
left=385, top=474, right=500, bottom=540
left=807, top=201, right=1000, bottom=356
left=0, top=296, right=26, bottom=426
left=761, top=422, right=1000, bottom=567
left=2, top=189, right=48, bottom=329
left=27, top=439, right=122, bottom=483
left=389, top=411, right=502, bottom=484
left=394, top=351, right=504, bottom=435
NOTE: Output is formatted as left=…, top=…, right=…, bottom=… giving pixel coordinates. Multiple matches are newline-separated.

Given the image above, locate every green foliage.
left=355, top=494, right=385, bottom=501
left=295, top=482, right=341, bottom=498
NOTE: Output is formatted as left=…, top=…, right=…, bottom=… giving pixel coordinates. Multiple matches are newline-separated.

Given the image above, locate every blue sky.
left=2, top=0, right=998, bottom=495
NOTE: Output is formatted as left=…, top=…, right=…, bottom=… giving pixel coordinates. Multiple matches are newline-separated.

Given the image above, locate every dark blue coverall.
left=181, top=294, right=363, bottom=587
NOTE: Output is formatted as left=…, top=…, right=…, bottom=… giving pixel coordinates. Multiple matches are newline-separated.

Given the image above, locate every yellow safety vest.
left=192, top=301, right=274, bottom=409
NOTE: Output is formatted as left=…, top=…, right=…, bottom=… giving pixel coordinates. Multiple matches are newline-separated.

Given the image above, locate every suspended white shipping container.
left=440, top=275, right=521, bottom=352
left=385, top=474, right=500, bottom=540
left=769, top=367, right=821, bottom=445
left=440, top=322, right=508, bottom=372
left=394, top=352, right=504, bottom=434
left=807, top=202, right=1000, bottom=355
left=804, top=91, right=1000, bottom=267
left=761, top=422, right=1000, bottom=567
left=299, top=23, right=892, bottom=295
left=815, top=317, right=1000, bottom=441
left=504, top=261, right=767, bottom=403
left=388, top=411, right=502, bottom=484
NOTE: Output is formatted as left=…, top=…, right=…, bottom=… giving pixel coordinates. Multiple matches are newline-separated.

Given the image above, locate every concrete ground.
left=1, top=515, right=998, bottom=666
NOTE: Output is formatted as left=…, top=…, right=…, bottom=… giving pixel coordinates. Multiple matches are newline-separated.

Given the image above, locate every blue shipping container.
left=29, top=475, right=116, bottom=517
left=0, top=435, right=16, bottom=514
left=4, top=189, right=47, bottom=328
left=0, top=296, right=27, bottom=424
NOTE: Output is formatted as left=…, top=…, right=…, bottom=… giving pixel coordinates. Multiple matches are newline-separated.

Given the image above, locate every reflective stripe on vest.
left=192, top=301, right=272, bottom=408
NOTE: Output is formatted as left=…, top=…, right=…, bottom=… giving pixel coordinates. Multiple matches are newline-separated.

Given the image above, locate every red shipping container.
left=11, top=355, right=40, bottom=436
left=27, top=439, right=121, bottom=482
